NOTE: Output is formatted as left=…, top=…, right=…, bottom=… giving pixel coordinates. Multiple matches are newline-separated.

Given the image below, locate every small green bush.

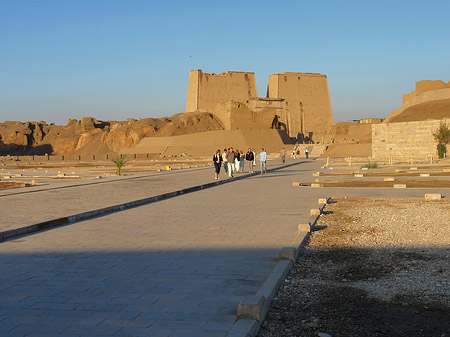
left=112, top=156, right=128, bottom=176
left=361, top=161, right=378, bottom=169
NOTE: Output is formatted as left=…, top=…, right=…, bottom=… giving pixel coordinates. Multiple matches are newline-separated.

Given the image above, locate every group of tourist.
left=212, top=147, right=267, bottom=179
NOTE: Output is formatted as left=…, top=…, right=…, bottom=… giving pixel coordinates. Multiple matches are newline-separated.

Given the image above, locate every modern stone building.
left=185, top=69, right=334, bottom=143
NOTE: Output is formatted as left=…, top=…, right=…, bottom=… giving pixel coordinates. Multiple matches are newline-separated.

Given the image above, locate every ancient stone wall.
left=372, top=119, right=449, bottom=161
left=403, top=80, right=450, bottom=104
left=185, top=69, right=334, bottom=142
left=267, top=72, right=334, bottom=140
left=185, top=70, right=257, bottom=113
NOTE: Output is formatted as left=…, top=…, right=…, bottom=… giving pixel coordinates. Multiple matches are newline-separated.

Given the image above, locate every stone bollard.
left=310, top=209, right=321, bottom=216
left=298, top=223, right=311, bottom=232
left=425, top=193, right=441, bottom=200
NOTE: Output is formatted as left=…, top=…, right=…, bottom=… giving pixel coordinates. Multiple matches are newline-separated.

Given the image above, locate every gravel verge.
left=258, top=197, right=450, bottom=337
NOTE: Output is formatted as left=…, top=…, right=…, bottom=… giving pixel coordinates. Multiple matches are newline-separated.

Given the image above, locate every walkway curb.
left=0, top=160, right=307, bottom=243
left=228, top=197, right=327, bottom=337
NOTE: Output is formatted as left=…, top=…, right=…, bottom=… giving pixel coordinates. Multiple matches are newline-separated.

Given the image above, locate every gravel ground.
left=258, top=197, right=450, bottom=337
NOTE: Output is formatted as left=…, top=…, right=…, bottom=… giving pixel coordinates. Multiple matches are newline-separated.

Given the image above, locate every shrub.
left=432, top=121, right=450, bottom=159
left=112, top=156, right=128, bottom=176
left=361, top=161, right=378, bottom=169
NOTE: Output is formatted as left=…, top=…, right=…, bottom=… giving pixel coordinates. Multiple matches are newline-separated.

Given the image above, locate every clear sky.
left=1, top=0, right=449, bottom=125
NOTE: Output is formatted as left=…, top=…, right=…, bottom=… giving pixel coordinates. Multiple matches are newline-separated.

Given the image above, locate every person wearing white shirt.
left=259, top=148, right=267, bottom=175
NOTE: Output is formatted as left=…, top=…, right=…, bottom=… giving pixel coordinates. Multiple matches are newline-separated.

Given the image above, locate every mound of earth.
left=327, top=122, right=373, bottom=144
left=322, top=143, right=372, bottom=158
left=385, top=98, right=450, bottom=123
left=384, top=80, right=450, bottom=123
left=0, top=112, right=224, bottom=156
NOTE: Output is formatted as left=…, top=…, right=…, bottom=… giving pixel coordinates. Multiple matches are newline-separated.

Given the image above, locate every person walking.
left=226, top=147, right=235, bottom=178
left=259, top=147, right=267, bottom=175
left=213, top=149, right=222, bottom=180
left=234, top=149, right=240, bottom=173
left=280, top=148, right=286, bottom=163
left=305, top=147, right=309, bottom=159
left=222, top=148, right=228, bottom=176
left=245, top=148, right=254, bottom=173
left=239, top=150, right=245, bottom=173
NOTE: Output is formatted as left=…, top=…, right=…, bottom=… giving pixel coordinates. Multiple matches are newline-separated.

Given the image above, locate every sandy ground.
left=258, top=197, right=450, bottom=337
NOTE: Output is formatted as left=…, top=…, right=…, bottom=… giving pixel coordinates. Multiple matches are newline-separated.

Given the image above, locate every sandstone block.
left=311, top=183, right=321, bottom=188
left=384, top=177, right=395, bottom=181
left=420, top=173, right=430, bottom=177
left=298, top=223, right=311, bottom=232
left=315, top=178, right=326, bottom=183
left=292, top=182, right=300, bottom=186
left=425, top=193, right=441, bottom=200
left=310, top=208, right=321, bottom=216
left=443, top=168, right=450, bottom=172
left=354, top=174, right=364, bottom=177
left=237, top=295, right=266, bottom=321
left=394, top=184, right=406, bottom=189
left=278, top=247, right=297, bottom=261
left=318, top=198, right=328, bottom=204
left=410, top=167, right=418, bottom=170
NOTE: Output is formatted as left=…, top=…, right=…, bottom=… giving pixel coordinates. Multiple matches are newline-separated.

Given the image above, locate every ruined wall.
left=403, top=80, right=450, bottom=104
left=267, top=72, right=334, bottom=141
left=372, top=119, right=448, bottom=161
left=214, top=101, right=277, bottom=130
left=185, top=70, right=257, bottom=113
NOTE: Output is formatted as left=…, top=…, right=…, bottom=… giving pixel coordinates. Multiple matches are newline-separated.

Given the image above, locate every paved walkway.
left=0, top=159, right=324, bottom=337
left=2, top=159, right=450, bottom=337
left=0, top=159, right=290, bottom=231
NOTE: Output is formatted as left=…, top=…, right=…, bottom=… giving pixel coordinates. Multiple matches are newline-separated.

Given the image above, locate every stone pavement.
left=0, top=159, right=292, bottom=232
left=0, top=159, right=324, bottom=337
left=2, top=159, right=450, bottom=337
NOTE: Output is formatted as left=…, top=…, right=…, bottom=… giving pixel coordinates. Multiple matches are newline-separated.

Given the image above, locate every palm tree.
left=112, top=156, right=128, bottom=176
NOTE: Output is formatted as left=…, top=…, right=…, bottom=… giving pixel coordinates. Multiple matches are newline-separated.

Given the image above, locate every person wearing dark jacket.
left=213, top=149, right=222, bottom=180
left=245, top=148, right=254, bottom=173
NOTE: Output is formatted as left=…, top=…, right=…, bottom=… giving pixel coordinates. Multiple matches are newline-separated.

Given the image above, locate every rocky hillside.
left=0, top=112, right=224, bottom=155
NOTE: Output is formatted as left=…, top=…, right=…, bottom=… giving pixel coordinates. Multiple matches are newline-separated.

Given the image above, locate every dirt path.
left=258, top=198, right=450, bottom=337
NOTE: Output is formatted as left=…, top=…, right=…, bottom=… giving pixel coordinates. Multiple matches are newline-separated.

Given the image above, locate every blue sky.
left=1, top=0, right=449, bottom=125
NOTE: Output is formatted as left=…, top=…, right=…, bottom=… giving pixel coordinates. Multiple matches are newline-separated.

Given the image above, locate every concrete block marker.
left=237, top=295, right=267, bottom=321
left=394, top=184, right=407, bottom=189
left=384, top=177, right=395, bottom=181
left=425, top=193, right=442, bottom=200
left=298, top=223, right=311, bottom=232
left=311, top=183, right=321, bottom=188
left=310, top=208, right=321, bottom=216
left=278, top=247, right=297, bottom=261
left=420, top=173, right=430, bottom=177
left=292, top=182, right=300, bottom=187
